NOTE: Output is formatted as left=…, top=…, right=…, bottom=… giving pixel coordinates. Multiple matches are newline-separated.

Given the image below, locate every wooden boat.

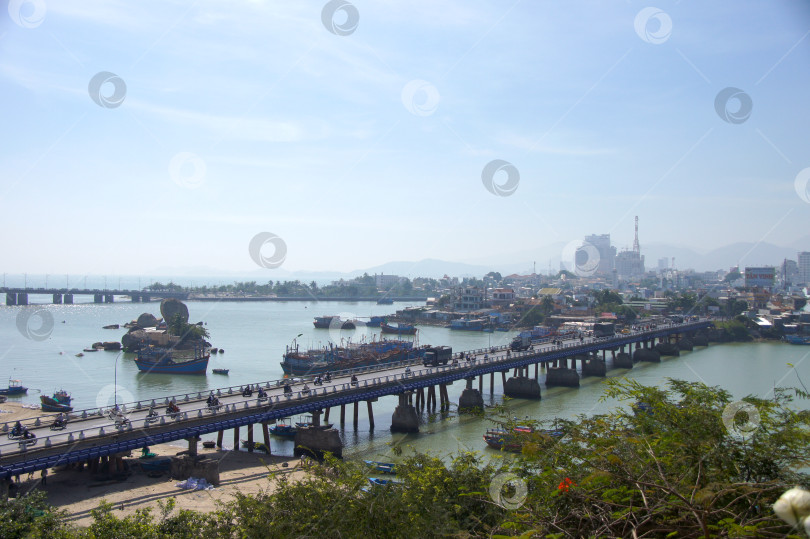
left=363, top=460, right=396, bottom=474
left=202, top=441, right=216, bottom=449
left=83, top=348, right=99, bottom=352
left=269, top=424, right=297, bottom=438
left=135, top=345, right=209, bottom=374
left=212, top=368, right=229, bottom=375
left=380, top=322, right=417, bottom=335
left=41, top=396, right=73, bottom=413
left=0, top=379, right=28, bottom=396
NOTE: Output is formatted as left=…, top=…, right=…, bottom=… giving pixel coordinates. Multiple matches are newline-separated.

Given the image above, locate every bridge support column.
left=324, top=407, right=331, bottom=423
left=52, top=293, right=62, bottom=304
left=142, top=294, right=151, bottom=302
left=340, top=405, right=346, bottom=426
left=0, top=479, right=9, bottom=501
left=104, top=294, right=114, bottom=303
left=63, top=293, right=73, bottom=304
left=186, top=437, right=199, bottom=457
left=439, top=384, right=450, bottom=411
left=5, top=293, right=16, bottom=305
left=427, top=386, right=437, bottom=411
left=545, top=367, right=580, bottom=388
left=582, top=357, right=607, bottom=377
left=353, top=402, right=359, bottom=429
left=459, top=378, right=484, bottom=413
left=614, top=351, right=633, bottom=369
left=633, top=348, right=661, bottom=363
left=17, top=293, right=27, bottom=305
left=233, top=426, right=239, bottom=451
left=262, top=422, right=271, bottom=454
left=478, top=375, right=483, bottom=393
left=247, top=425, right=254, bottom=452
left=131, top=294, right=141, bottom=302
left=504, top=376, right=542, bottom=399
left=501, top=371, right=507, bottom=388
left=535, top=363, right=539, bottom=379
left=217, top=430, right=224, bottom=448
left=294, top=424, right=343, bottom=460
left=94, top=294, right=103, bottom=303
left=367, top=401, right=374, bottom=429
left=390, top=392, right=419, bottom=433
left=490, top=372, right=494, bottom=394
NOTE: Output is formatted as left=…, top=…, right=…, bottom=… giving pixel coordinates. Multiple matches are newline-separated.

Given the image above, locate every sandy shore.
left=2, top=412, right=305, bottom=529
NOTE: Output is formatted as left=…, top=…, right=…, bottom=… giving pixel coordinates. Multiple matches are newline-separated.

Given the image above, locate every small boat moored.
left=0, top=379, right=28, bottom=396
left=41, top=389, right=73, bottom=412
left=363, top=460, right=397, bottom=474
left=212, top=368, right=229, bottom=375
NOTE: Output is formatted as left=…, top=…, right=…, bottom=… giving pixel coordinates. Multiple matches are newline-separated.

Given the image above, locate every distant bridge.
left=0, top=287, right=188, bottom=305
left=0, top=320, right=712, bottom=483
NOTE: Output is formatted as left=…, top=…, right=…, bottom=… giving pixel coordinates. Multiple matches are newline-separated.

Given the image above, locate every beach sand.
left=1, top=401, right=305, bottom=528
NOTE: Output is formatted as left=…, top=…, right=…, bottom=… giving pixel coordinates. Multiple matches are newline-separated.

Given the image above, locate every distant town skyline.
left=2, top=1, right=809, bottom=275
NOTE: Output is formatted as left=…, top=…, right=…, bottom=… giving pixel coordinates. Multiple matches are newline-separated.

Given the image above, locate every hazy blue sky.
left=2, top=1, right=809, bottom=275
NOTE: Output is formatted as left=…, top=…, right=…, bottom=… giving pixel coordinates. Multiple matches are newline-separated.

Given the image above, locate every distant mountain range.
left=146, top=238, right=809, bottom=284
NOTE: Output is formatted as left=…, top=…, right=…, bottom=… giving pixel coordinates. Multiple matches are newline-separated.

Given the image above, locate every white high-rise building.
left=582, top=234, right=616, bottom=275
left=798, top=252, right=810, bottom=285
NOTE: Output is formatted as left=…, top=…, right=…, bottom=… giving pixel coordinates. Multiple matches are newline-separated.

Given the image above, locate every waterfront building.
left=489, top=288, right=515, bottom=306
left=453, top=286, right=488, bottom=311
left=744, top=267, right=775, bottom=289
left=375, top=274, right=401, bottom=288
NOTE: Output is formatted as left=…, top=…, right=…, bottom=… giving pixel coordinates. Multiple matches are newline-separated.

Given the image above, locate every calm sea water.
left=2, top=298, right=809, bottom=461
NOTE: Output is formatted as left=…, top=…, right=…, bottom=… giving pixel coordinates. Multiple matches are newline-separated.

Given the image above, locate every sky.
left=2, top=0, right=810, bottom=277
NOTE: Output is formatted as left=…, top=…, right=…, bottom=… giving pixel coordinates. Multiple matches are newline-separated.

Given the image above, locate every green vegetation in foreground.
left=5, top=379, right=810, bottom=538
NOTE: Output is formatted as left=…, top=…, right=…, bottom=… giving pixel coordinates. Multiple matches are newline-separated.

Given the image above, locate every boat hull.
left=135, top=354, right=209, bottom=374
left=40, top=396, right=73, bottom=412
left=0, top=387, right=27, bottom=396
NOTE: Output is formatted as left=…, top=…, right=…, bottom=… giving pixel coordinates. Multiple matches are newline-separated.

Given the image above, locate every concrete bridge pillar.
left=390, top=392, right=419, bottom=433
left=186, top=436, right=199, bottom=456
left=633, top=348, right=661, bottom=363
left=459, top=378, right=484, bottom=413
left=131, top=294, right=141, bottom=303
left=104, top=294, right=114, bottom=303
left=17, top=293, right=27, bottom=305
left=63, top=294, right=73, bottom=304
left=582, top=357, right=607, bottom=377
left=142, top=294, right=151, bottom=302
left=545, top=367, right=580, bottom=388
left=504, top=376, right=542, bottom=399
left=614, top=351, right=633, bottom=369
left=52, top=293, right=62, bottom=304
left=294, top=425, right=343, bottom=459
left=94, top=294, right=103, bottom=303
left=5, top=293, right=16, bottom=306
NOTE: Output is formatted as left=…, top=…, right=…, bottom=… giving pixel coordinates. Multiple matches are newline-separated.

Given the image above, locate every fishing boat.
left=269, top=424, right=297, bottom=438
left=783, top=335, right=810, bottom=345
left=41, top=389, right=73, bottom=412
left=0, top=379, right=28, bottom=396
left=313, top=316, right=355, bottom=329
left=212, top=368, right=229, bottom=375
left=380, top=322, right=417, bottom=335
left=363, top=460, right=396, bottom=474
left=450, top=318, right=487, bottom=331
left=135, top=345, right=209, bottom=374
left=366, top=316, right=385, bottom=327
left=281, top=339, right=426, bottom=375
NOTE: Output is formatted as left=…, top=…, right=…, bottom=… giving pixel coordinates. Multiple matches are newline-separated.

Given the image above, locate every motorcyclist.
left=242, top=386, right=252, bottom=397
left=324, top=372, right=332, bottom=382
left=283, top=384, right=292, bottom=394
left=13, top=421, right=23, bottom=436
left=350, top=374, right=358, bottom=384
left=257, top=387, right=267, bottom=399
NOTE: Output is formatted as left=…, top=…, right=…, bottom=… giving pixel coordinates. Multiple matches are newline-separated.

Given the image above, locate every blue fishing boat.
left=269, top=423, right=297, bottom=438
left=135, top=345, right=209, bottom=374
left=380, top=322, right=417, bottom=335
left=41, top=389, right=72, bottom=412
left=364, top=460, right=396, bottom=474
left=783, top=335, right=810, bottom=345
left=0, top=379, right=27, bottom=396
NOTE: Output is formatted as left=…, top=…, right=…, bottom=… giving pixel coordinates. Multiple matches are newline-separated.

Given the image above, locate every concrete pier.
left=390, top=393, right=419, bottom=433
left=504, top=376, right=542, bottom=399
left=582, top=357, right=606, bottom=377
left=634, top=348, right=661, bottom=363
left=545, top=367, right=580, bottom=388
left=294, top=426, right=343, bottom=459
left=655, top=342, right=680, bottom=356
left=458, top=379, right=484, bottom=412
left=614, top=352, right=633, bottom=369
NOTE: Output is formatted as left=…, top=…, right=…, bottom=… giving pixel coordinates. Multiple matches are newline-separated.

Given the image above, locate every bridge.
left=0, top=320, right=712, bottom=484
left=1, top=287, right=188, bottom=305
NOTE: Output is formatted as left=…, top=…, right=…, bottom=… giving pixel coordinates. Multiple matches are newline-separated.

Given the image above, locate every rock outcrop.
left=136, top=313, right=159, bottom=328
left=161, top=298, right=189, bottom=325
